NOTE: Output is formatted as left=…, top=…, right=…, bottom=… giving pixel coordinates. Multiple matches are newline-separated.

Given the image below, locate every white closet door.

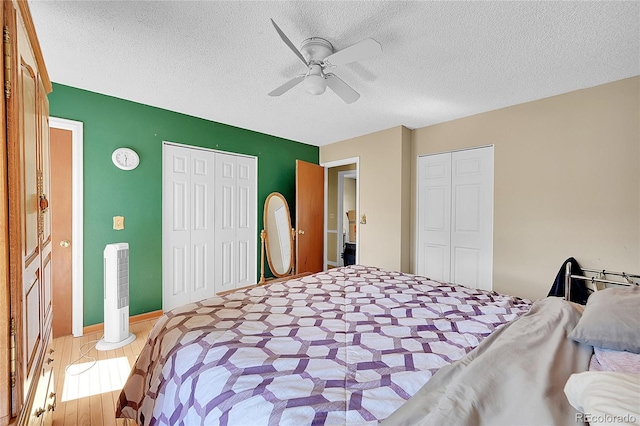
left=163, top=145, right=193, bottom=311
left=417, top=147, right=493, bottom=290
left=450, top=147, right=493, bottom=291
left=417, top=152, right=452, bottom=282
left=189, top=150, right=216, bottom=302
left=235, top=156, right=257, bottom=289
left=214, top=154, right=257, bottom=293
left=164, top=144, right=258, bottom=309
left=214, top=153, right=238, bottom=293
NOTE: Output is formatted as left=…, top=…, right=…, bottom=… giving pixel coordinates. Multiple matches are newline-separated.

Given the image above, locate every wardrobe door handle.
left=298, top=230, right=305, bottom=235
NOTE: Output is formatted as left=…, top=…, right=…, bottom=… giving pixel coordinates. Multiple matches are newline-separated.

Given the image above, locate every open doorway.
left=337, top=171, right=357, bottom=267
left=322, top=157, right=359, bottom=270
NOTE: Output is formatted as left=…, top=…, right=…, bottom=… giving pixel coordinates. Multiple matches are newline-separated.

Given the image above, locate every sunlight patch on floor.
left=62, top=356, right=131, bottom=402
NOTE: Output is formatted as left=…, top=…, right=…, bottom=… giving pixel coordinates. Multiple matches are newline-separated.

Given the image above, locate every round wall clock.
left=112, top=147, right=140, bottom=170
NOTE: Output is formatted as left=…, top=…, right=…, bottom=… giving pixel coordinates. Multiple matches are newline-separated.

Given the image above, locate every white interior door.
left=235, top=156, right=257, bottom=289
left=164, top=144, right=257, bottom=310
left=417, top=152, right=452, bottom=282
left=189, top=150, right=216, bottom=302
left=214, top=153, right=238, bottom=293
left=163, top=144, right=193, bottom=311
left=417, top=147, right=493, bottom=290
left=214, top=153, right=257, bottom=293
left=450, top=147, right=494, bottom=290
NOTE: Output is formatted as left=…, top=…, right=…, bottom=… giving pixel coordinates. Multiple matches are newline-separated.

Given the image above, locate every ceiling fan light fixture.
left=304, top=73, right=327, bottom=95
left=268, top=19, right=381, bottom=103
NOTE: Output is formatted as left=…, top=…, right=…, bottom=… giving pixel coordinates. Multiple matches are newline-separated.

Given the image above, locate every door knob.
left=298, top=230, right=305, bottom=235
left=59, top=240, right=70, bottom=248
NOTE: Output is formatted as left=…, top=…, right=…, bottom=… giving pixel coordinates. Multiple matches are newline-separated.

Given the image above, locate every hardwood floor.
left=50, top=319, right=156, bottom=426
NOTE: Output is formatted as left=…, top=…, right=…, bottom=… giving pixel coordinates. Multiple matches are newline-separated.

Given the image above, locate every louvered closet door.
left=214, top=154, right=257, bottom=293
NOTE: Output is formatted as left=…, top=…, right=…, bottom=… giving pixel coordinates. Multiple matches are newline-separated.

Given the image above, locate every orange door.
left=295, top=160, right=324, bottom=274
left=50, top=128, right=73, bottom=337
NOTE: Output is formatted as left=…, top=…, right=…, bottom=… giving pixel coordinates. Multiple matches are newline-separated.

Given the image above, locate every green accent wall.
left=48, top=83, right=318, bottom=326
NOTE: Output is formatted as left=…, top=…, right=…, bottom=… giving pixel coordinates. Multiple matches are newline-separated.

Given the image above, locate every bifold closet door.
left=449, top=147, right=493, bottom=291
left=214, top=153, right=257, bottom=294
left=417, top=146, right=493, bottom=291
left=163, top=145, right=216, bottom=311
left=417, top=152, right=452, bottom=282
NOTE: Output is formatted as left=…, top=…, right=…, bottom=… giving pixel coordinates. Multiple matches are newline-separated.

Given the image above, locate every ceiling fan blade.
left=268, top=75, right=305, bottom=96
left=325, top=73, right=360, bottom=104
left=324, top=38, right=381, bottom=66
left=270, top=19, right=308, bottom=66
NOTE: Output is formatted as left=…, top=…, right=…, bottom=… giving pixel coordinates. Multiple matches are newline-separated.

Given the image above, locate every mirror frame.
left=263, top=192, right=294, bottom=278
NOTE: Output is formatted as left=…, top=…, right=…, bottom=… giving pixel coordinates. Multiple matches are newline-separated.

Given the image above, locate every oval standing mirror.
left=263, top=192, right=293, bottom=278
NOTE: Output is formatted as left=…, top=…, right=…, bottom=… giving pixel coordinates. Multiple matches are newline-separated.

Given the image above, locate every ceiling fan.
left=268, top=19, right=382, bottom=104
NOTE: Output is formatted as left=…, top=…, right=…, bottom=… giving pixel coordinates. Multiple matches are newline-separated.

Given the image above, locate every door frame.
left=49, top=117, right=84, bottom=336
left=336, top=170, right=356, bottom=267
left=320, top=157, right=360, bottom=270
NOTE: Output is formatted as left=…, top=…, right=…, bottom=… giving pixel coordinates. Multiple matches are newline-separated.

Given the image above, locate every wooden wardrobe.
left=0, top=1, right=54, bottom=425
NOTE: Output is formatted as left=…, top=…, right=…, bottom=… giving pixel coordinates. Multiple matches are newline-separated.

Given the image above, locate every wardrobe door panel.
left=39, top=87, right=51, bottom=245
left=23, top=271, right=40, bottom=378
left=21, top=62, right=38, bottom=261
left=4, top=1, right=53, bottom=421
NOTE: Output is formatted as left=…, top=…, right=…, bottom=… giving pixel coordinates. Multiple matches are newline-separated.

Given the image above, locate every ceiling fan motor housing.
left=300, top=37, right=334, bottom=63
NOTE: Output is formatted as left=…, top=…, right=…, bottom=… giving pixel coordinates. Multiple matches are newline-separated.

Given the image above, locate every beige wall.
left=413, top=76, right=639, bottom=300
left=321, top=77, right=639, bottom=301
left=320, top=126, right=412, bottom=272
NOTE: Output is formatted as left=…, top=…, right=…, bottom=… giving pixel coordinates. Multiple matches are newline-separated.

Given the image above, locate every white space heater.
left=96, top=243, right=136, bottom=351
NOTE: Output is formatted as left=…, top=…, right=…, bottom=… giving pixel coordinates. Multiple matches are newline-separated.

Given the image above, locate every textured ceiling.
left=29, top=1, right=639, bottom=147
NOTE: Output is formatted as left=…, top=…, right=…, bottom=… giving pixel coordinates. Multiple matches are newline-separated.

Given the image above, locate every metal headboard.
left=564, top=263, right=640, bottom=301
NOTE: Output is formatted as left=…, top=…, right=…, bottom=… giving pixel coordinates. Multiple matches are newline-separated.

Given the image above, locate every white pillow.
left=564, top=372, right=640, bottom=425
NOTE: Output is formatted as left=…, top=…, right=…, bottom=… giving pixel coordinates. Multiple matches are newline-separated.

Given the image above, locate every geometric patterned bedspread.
left=116, top=265, right=532, bottom=425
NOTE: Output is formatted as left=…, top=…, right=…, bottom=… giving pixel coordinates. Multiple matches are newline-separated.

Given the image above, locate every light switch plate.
left=113, top=216, right=125, bottom=230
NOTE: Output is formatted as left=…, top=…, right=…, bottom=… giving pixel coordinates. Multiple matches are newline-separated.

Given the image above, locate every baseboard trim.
left=82, top=309, right=163, bottom=335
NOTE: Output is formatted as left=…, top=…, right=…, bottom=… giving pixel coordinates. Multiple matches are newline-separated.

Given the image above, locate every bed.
left=116, top=265, right=531, bottom=424
left=116, top=264, right=639, bottom=425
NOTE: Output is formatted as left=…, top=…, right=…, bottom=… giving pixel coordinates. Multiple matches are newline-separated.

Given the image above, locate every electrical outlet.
left=113, top=216, right=125, bottom=230
left=360, top=214, right=367, bottom=224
